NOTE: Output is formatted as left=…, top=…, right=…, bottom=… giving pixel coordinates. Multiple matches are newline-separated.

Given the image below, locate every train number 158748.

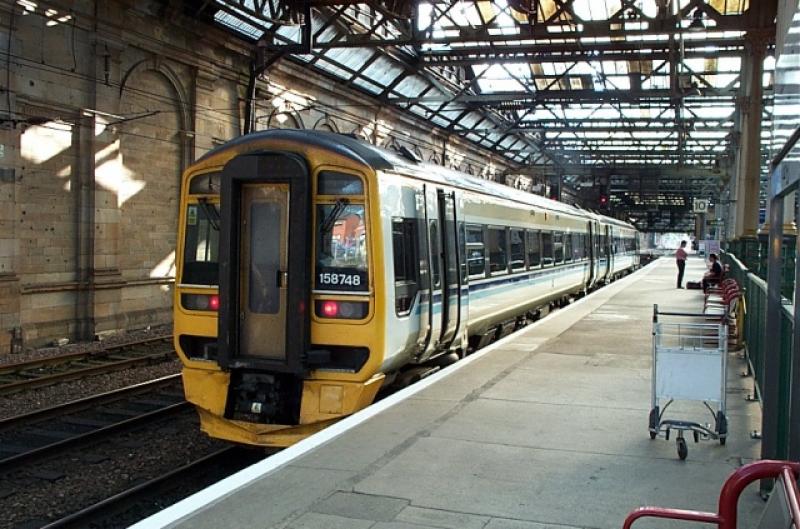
left=315, top=266, right=367, bottom=292
left=318, top=272, right=361, bottom=287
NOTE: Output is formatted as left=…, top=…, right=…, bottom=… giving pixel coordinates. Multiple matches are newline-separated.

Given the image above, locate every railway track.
left=0, top=374, right=186, bottom=472
left=40, top=446, right=267, bottom=529
left=0, top=335, right=174, bottom=395
left=0, top=369, right=269, bottom=529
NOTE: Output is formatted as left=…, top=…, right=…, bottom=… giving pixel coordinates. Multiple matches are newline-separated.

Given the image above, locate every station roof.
left=190, top=1, right=777, bottom=231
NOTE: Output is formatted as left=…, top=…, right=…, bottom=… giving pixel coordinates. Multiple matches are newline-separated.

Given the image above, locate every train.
left=173, top=129, right=639, bottom=447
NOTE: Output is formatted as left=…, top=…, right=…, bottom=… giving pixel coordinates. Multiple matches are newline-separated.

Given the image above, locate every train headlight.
left=315, top=300, right=368, bottom=320
left=182, top=294, right=220, bottom=312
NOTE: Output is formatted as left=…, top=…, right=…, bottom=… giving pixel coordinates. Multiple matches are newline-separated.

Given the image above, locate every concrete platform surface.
left=138, top=257, right=764, bottom=529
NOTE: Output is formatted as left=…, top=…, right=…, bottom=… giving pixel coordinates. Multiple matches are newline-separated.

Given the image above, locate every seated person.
left=702, top=253, right=723, bottom=292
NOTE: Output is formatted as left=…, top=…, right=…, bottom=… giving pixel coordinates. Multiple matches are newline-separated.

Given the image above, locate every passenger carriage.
left=174, top=130, right=639, bottom=447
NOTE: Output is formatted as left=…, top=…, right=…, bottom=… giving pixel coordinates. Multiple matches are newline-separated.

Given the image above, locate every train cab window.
left=466, top=224, right=486, bottom=277
left=182, top=201, right=220, bottom=285
left=317, top=171, right=364, bottom=195
left=527, top=230, right=541, bottom=268
left=392, top=218, right=419, bottom=315
left=315, top=203, right=369, bottom=292
left=487, top=227, right=508, bottom=274
left=553, top=232, right=564, bottom=264
left=510, top=229, right=525, bottom=272
left=564, top=233, right=573, bottom=262
left=541, top=231, right=554, bottom=265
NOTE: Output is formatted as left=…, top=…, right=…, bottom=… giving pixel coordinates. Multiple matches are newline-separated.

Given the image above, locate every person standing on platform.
left=675, top=240, right=688, bottom=288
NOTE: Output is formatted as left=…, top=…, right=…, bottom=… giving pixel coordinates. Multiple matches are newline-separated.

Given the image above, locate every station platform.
left=139, top=257, right=764, bottom=529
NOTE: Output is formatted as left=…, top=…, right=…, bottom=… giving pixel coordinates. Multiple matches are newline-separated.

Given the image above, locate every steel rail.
left=0, top=336, right=174, bottom=395
left=0, top=352, right=175, bottom=395
left=0, top=373, right=182, bottom=432
left=0, top=335, right=171, bottom=375
left=0, top=401, right=191, bottom=472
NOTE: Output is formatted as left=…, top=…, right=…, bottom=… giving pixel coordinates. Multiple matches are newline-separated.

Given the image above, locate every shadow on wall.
left=16, top=66, right=184, bottom=345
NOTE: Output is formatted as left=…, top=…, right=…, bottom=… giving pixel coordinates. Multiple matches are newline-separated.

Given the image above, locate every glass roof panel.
left=351, top=77, right=385, bottom=95
left=208, top=0, right=768, bottom=177
left=320, top=47, right=379, bottom=78
left=390, top=75, right=431, bottom=98
left=214, top=9, right=264, bottom=40
left=361, top=56, right=405, bottom=87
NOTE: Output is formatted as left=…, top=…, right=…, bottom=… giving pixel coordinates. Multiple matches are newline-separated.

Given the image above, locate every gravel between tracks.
left=0, top=411, right=228, bottom=529
left=0, top=359, right=181, bottom=420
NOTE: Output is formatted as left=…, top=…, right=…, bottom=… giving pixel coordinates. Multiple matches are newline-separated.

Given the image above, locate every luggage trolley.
left=649, top=304, right=728, bottom=459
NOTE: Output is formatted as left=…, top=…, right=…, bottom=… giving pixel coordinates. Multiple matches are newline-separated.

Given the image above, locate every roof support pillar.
left=733, top=33, right=767, bottom=238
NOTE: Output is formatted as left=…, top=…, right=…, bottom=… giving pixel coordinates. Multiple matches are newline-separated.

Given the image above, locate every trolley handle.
left=653, top=304, right=709, bottom=323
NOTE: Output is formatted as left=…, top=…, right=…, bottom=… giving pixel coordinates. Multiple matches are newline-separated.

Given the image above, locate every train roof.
left=198, top=129, right=636, bottom=232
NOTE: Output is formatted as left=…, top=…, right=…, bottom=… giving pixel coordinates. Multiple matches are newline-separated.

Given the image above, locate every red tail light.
left=321, top=301, right=339, bottom=317
left=181, top=294, right=220, bottom=312
left=315, top=300, right=368, bottom=319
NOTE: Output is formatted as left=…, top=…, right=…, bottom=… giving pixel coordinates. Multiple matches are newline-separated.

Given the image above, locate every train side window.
left=572, top=233, right=581, bottom=261
left=318, top=171, right=364, bottom=195
left=392, top=218, right=419, bottom=316
left=487, top=227, right=508, bottom=274
left=466, top=224, right=486, bottom=278
left=541, top=231, right=554, bottom=265
left=510, top=229, right=525, bottom=272
left=429, top=220, right=441, bottom=288
left=564, top=233, right=573, bottom=262
left=553, top=232, right=564, bottom=264
left=527, top=230, right=541, bottom=268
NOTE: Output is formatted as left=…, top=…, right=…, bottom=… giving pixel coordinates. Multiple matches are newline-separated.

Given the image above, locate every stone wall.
left=0, top=0, right=519, bottom=349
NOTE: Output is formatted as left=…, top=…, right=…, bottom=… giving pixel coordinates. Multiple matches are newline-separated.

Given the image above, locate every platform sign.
left=693, top=199, right=709, bottom=213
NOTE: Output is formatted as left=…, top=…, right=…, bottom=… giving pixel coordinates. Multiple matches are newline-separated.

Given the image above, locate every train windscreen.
left=315, top=201, right=368, bottom=292
left=182, top=201, right=220, bottom=285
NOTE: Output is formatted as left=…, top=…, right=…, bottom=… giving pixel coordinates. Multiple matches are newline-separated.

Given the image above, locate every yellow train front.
left=174, top=129, right=640, bottom=448
left=174, top=131, right=388, bottom=447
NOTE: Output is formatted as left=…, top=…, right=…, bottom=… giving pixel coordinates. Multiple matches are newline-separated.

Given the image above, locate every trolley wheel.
left=716, top=411, right=728, bottom=445
left=677, top=437, right=688, bottom=460
left=648, top=407, right=659, bottom=439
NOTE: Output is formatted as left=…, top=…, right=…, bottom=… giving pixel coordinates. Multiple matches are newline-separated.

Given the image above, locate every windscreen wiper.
left=197, top=198, right=220, bottom=231
left=320, top=198, right=349, bottom=236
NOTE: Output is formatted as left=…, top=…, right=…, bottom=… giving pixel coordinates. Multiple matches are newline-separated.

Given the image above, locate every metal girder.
left=203, top=0, right=777, bottom=209
left=391, top=88, right=738, bottom=105
left=420, top=41, right=747, bottom=67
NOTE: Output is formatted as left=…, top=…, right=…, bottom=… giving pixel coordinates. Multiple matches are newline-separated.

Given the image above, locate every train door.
left=217, top=153, right=310, bottom=374
left=608, top=226, right=615, bottom=277
left=420, top=187, right=462, bottom=358
left=423, top=186, right=443, bottom=353
left=437, top=189, right=461, bottom=348
left=239, top=184, right=288, bottom=359
left=601, top=225, right=611, bottom=282
left=586, top=221, right=595, bottom=287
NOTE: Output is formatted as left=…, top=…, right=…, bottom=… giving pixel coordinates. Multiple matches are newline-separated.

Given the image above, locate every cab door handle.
left=276, top=270, right=288, bottom=288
